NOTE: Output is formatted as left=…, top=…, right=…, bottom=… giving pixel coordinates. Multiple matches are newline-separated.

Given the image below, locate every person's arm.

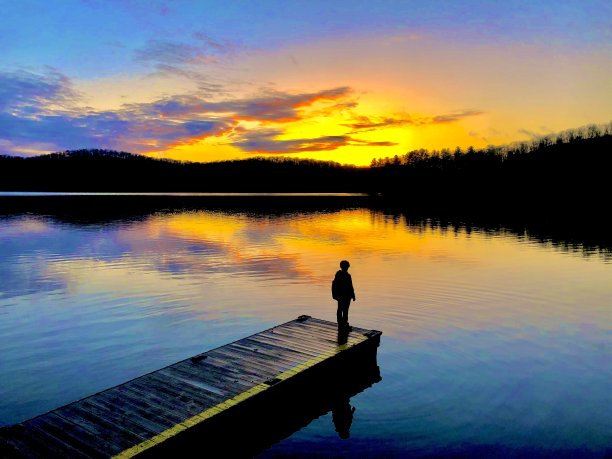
left=349, top=274, right=356, bottom=301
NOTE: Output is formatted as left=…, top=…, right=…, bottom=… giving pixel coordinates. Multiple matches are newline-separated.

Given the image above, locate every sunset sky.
left=1, top=0, right=611, bottom=165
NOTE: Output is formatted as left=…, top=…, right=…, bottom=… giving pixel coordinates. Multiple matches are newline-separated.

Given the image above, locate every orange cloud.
left=230, top=128, right=397, bottom=154
left=342, top=110, right=484, bottom=132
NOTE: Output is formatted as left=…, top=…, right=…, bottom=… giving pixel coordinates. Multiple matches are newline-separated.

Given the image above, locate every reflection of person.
left=332, top=260, right=356, bottom=329
left=332, top=398, right=356, bottom=439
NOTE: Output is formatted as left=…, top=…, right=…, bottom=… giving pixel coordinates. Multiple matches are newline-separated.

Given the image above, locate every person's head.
left=340, top=260, right=350, bottom=271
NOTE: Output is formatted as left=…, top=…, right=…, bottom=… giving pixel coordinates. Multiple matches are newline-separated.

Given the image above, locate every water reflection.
left=2, top=195, right=610, bottom=261
left=0, top=198, right=611, bottom=457
left=332, top=397, right=356, bottom=440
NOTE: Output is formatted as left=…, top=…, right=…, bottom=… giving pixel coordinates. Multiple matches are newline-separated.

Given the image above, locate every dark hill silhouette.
left=0, top=150, right=367, bottom=192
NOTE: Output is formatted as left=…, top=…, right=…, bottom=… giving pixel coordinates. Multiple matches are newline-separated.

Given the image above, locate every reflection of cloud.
left=0, top=217, right=50, bottom=237
left=0, top=212, right=318, bottom=301
left=143, top=213, right=315, bottom=280
left=0, top=209, right=487, bottom=314
left=0, top=256, right=67, bottom=299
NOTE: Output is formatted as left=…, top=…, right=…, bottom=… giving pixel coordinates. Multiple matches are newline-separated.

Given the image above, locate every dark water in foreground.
left=0, top=196, right=610, bottom=457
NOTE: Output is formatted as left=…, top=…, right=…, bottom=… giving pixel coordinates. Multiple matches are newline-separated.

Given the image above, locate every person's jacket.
left=332, top=270, right=355, bottom=300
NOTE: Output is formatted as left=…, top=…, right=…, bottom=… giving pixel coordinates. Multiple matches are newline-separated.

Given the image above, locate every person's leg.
left=343, top=300, right=351, bottom=326
left=338, top=299, right=350, bottom=326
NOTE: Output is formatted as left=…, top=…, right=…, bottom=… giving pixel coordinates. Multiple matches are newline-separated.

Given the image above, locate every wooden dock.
left=0, top=316, right=382, bottom=458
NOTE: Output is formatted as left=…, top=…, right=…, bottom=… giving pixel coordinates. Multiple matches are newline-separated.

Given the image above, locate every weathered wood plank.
left=288, top=319, right=369, bottom=342
left=247, top=332, right=329, bottom=358
left=223, top=343, right=302, bottom=373
left=141, top=373, right=223, bottom=412
left=28, top=413, right=112, bottom=458
left=156, top=364, right=233, bottom=400
left=55, top=403, right=146, bottom=449
left=254, top=328, right=338, bottom=353
left=280, top=321, right=352, bottom=343
left=256, top=328, right=342, bottom=354
left=274, top=324, right=367, bottom=348
left=84, top=391, right=169, bottom=436
left=232, top=338, right=310, bottom=366
left=206, top=347, right=280, bottom=380
left=0, top=423, right=87, bottom=459
left=300, top=316, right=370, bottom=334
left=154, top=368, right=233, bottom=405
left=113, top=384, right=187, bottom=425
left=75, top=398, right=160, bottom=440
left=181, top=354, right=266, bottom=389
left=127, top=376, right=214, bottom=419
left=239, top=336, right=314, bottom=360
left=177, top=359, right=256, bottom=394
left=93, top=389, right=179, bottom=433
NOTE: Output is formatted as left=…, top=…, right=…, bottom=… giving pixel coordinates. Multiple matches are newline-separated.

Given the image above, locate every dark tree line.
left=369, top=123, right=612, bottom=213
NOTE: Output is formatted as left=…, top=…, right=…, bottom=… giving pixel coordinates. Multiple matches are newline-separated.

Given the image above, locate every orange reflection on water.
left=27, top=208, right=612, bottom=339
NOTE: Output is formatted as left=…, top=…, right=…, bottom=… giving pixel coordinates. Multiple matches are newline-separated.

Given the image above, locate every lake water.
left=0, top=197, right=610, bottom=457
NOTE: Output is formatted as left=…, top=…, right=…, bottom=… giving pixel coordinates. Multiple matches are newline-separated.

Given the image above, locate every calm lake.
left=0, top=196, right=610, bottom=458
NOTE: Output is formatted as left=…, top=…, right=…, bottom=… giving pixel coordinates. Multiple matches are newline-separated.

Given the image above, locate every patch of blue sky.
left=2, top=0, right=609, bottom=78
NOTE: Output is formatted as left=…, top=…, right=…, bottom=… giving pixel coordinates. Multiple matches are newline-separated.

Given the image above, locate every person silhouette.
left=332, top=260, right=356, bottom=330
left=332, top=397, right=356, bottom=439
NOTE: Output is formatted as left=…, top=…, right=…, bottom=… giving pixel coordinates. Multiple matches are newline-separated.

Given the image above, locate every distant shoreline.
left=0, top=192, right=367, bottom=197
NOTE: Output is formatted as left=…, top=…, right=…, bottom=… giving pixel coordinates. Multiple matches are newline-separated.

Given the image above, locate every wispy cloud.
left=343, top=110, right=484, bottom=132
left=341, top=115, right=413, bottom=132
left=192, top=32, right=237, bottom=55
left=134, top=39, right=218, bottom=65
left=517, top=126, right=555, bottom=139
left=204, top=87, right=352, bottom=123
left=231, top=128, right=396, bottom=154
left=0, top=69, right=81, bottom=115
left=431, top=109, right=484, bottom=124
left=146, top=64, right=229, bottom=97
left=134, top=33, right=238, bottom=68
left=122, top=86, right=352, bottom=123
